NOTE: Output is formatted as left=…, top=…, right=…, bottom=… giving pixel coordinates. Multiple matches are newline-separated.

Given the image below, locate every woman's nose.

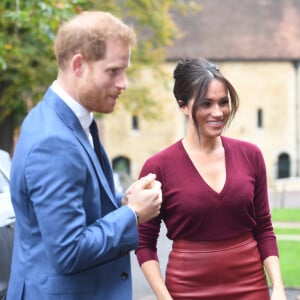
left=211, top=104, right=223, bottom=116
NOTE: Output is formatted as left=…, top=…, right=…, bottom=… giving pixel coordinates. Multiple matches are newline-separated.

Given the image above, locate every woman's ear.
left=178, top=100, right=189, bottom=116
left=178, top=100, right=185, bottom=108
left=71, top=54, right=85, bottom=76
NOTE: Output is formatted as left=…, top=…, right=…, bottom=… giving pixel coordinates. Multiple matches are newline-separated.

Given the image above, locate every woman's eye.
left=220, top=99, right=229, bottom=106
left=202, top=101, right=211, bottom=107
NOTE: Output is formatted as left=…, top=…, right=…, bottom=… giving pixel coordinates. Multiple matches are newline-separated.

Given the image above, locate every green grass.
left=271, top=208, right=300, bottom=222
left=277, top=241, right=300, bottom=288
left=274, top=228, right=300, bottom=235
left=270, top=208, right=300, bottom=288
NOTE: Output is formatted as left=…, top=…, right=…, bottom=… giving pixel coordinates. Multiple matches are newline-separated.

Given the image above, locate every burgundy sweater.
left=136, top=136, right=278, bottom=266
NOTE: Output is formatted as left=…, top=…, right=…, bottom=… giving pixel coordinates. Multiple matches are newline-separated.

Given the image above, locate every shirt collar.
left=50, top=80, right=93, bottom=132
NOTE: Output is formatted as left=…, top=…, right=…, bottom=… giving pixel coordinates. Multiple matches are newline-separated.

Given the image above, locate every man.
left=7, top=11, right=162, bottom=300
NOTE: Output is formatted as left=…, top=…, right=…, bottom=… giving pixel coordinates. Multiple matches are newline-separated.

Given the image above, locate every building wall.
left=101, top=61, right=300, bottom=194
left=220, top=61, right=298, bottom=184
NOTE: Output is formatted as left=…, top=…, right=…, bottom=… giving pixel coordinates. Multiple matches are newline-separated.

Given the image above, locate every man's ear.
left=71, top=54, right=85, bottom=76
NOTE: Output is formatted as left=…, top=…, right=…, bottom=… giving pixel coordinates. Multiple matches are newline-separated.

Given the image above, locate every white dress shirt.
left=50, top=80, right=94, bottom=147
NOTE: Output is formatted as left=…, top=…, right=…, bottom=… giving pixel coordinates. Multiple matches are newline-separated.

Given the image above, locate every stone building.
left=100, top=0, right=300, bottom=205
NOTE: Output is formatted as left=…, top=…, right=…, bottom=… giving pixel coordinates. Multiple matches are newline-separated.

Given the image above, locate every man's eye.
left=109, top=69, right=118, bottom=75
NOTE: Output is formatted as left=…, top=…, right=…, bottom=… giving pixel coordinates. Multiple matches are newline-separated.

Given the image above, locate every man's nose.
left=116, top=73, right=127, bottom=90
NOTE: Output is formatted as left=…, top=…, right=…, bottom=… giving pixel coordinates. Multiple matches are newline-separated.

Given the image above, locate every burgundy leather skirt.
left=165, top=233, right=270, bottom=300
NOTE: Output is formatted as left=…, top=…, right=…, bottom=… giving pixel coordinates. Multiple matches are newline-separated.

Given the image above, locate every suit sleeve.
left=24, top=136, right=138, bottom=274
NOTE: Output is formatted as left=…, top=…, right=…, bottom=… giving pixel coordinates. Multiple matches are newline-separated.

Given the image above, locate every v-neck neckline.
left=179, top=137, right=228, bottom=196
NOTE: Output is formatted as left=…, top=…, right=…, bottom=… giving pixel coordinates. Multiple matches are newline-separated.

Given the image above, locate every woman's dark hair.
left=173, top=57, right=239, bottom=128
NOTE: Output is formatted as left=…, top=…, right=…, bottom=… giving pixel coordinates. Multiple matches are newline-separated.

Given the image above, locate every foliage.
left=0, top=0, right=200, bottom=128
left=0, top=0, right=77, bottom=125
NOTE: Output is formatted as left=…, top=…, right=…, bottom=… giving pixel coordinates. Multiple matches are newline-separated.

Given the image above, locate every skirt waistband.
left=173, top=232, right=254, bottom=252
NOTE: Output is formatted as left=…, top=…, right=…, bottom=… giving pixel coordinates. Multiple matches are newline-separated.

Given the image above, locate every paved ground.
left=269, top=190, right=300, bottom=209
left=274, top=221, right=300, bottom=241
left=284, top=289, right=300, bottom=300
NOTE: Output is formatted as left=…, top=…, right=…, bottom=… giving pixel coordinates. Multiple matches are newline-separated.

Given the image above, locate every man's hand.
left=124, top=173, right=162, bottom=224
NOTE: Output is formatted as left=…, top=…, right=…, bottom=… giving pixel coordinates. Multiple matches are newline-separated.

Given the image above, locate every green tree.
left=0, top=0, right=199, bottom=151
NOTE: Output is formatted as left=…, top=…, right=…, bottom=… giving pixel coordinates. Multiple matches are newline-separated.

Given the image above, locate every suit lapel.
left=75, top=130, right=117, bottom=207
left=43, top=88, right=118, bottom=208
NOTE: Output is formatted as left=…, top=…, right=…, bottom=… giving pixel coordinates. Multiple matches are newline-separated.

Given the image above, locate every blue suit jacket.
left=7, top=88, right=138, bottom=300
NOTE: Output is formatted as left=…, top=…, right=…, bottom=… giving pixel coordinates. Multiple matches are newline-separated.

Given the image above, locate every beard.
left=75, top=78, right=116, bottom=114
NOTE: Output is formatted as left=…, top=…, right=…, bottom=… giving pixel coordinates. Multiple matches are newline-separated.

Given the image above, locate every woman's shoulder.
left=142, top=140, right=184, bottom=168
left=222, top=135, right=261, bottom=153
left=148, top=140, right=183, bottom=161
left=222, top=136, right=263, bottom=158
left=140, top=140, right=183, bottom=176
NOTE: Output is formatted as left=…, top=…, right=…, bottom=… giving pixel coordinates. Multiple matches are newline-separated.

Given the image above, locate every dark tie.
left=89, top=119, right=105, bottom=168
left=89, top=119, right=115, bottom=207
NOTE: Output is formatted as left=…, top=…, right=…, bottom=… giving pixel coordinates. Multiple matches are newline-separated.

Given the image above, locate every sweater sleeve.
left=252, top=146, right=279, bottom=261
left=135, top=158, right=162, bottom=266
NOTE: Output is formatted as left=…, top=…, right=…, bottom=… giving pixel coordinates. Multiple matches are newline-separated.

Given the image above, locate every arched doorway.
left=112, top=156, right=131, bottom=191
left=277, top=153, right=290, bottom=179
left=112, top=156, right=130, bottom=175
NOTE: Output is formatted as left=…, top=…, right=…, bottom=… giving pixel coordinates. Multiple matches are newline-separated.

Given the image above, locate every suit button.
left=119, top=249, right=129, bottom=256
left=121, top=272, right=128, bottom=280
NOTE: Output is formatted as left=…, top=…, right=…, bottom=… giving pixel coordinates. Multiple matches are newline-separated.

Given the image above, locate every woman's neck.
left=183, top=130, right=222, bottom=155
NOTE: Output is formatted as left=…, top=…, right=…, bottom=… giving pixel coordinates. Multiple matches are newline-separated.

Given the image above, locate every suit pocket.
left=46, top=272, right=98, bottom=295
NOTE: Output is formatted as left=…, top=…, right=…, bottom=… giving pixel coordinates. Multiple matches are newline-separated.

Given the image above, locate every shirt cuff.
left=127, top=205, right=139, bottom=224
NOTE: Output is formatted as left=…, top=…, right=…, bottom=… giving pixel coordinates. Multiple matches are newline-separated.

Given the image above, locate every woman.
left=135, top=58, right=286, bottom=300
